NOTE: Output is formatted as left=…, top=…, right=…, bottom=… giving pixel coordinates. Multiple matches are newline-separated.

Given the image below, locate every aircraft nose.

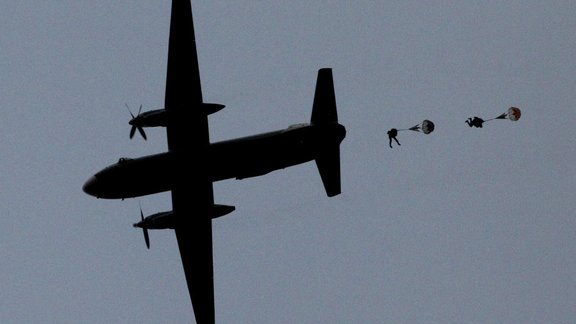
left=82, top=176, right=99, bottom=197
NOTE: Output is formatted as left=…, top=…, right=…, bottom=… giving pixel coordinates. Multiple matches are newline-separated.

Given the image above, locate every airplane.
left=82, top=0, right=346, bottom=323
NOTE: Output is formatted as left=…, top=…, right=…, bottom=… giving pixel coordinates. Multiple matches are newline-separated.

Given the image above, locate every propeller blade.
left=137, top=127, right=147, bottom=141
left=125, top=103, right=136, bottom=118
left=140, top=206, right=150, bottom=249
left=130, top=126, right=137, bottom=139
left=143, top=228, right=150, bottom=249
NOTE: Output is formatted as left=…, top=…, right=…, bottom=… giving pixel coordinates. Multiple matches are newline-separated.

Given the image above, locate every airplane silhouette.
left=82, top=0, right=346, bottom=323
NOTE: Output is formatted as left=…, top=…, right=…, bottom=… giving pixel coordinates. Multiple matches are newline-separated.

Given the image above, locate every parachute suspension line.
left=396, top=126, right=418, bottom=132
left=484, top=113, right=507, bottom=122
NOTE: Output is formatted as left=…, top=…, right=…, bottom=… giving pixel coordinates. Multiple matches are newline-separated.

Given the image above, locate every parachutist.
left=466, top=117, right=484, bottom=128
left=387, top=128, right=400, bottom=148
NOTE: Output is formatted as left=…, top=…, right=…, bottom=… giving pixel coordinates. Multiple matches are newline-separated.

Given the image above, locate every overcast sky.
left=2, top=1, right=576, bottom=323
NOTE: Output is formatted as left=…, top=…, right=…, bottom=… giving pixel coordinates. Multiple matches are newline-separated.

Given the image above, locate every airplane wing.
left=165, top=1, right=215, bottom=323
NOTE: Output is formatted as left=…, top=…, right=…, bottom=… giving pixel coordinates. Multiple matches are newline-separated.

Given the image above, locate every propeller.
left=138, top=204, right=150, bottom=249
left=125, top=104, right=148, bottom=140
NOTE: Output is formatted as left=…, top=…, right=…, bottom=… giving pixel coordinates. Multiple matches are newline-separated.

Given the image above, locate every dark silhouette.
left=387, top=128, right=401, bottom=148
left=83, top=1, right=346, bottom=323
left=466, top=117, right=485, bottom=128
left=125, top=103, right=224, bottom=140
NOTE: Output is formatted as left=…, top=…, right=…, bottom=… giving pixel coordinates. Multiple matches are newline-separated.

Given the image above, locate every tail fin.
left=311, top=68, right=338, bottom=125
left=311, top=68, right=342, bottom=197
left=315, top=147, right=341, bottom=197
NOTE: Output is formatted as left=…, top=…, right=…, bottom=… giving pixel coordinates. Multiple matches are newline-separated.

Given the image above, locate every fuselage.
left=83, top=122, right=345, bottom=199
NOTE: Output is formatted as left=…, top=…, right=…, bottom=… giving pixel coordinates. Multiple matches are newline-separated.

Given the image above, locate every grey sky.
left=2, top=1, right=575, bottom=323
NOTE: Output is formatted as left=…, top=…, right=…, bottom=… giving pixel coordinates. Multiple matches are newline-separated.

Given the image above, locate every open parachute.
left=491, top=106, right=522, bottom=121
left=406, top=119, right=435, bottom=134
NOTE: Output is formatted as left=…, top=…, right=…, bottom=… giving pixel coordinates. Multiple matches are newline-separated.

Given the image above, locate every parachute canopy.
left=507, top=107, right=521, bottom=121
left=407, top=119, right=435, bottom=134
left=421, top=119, right=435, bottom=134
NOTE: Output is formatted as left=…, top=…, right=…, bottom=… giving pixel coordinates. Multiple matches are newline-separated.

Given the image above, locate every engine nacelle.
left=133, top=204, right=235, bottom=230
left=130, top=103, right=225, bottom=129
left=211, top=204, right=235, bottom=218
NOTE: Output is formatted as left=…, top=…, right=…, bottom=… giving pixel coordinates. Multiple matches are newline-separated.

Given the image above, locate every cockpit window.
left=118, top=157, right=132, bottom=164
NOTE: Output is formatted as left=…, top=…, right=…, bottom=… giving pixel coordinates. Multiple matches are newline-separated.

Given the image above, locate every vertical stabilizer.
left=311, top=68, right=338, bottom=125
left=315, top=147, right=341, bottom=197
